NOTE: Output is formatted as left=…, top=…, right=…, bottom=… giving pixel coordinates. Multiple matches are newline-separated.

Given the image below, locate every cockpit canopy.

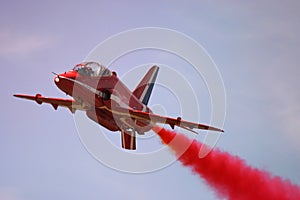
left=73, top=62, right=112, bottom=77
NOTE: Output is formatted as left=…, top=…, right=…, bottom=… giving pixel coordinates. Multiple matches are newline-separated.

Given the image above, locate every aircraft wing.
left=116, top=107, right=224, bottom=133
left=13, top=94, right=86, bottom=113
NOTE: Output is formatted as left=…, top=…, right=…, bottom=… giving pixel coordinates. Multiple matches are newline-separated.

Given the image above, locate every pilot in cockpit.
left=73, top=62, right=112, bottom=77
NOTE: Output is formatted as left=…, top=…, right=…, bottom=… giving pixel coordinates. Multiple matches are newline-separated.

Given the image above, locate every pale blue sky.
left=1, top=1, right=300, bottom=199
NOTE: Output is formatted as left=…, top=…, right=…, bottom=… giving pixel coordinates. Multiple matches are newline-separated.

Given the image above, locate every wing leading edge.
left=13, top=94, right=86, bottom=113
left=110, top=107, right=224, bottom=133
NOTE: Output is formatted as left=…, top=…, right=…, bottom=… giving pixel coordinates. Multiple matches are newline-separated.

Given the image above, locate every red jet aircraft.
left=14, top=62, right=223, bottom=150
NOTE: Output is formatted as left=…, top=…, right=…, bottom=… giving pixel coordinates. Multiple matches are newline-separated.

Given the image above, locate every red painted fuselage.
left=54, top=64, right=152, bottom=133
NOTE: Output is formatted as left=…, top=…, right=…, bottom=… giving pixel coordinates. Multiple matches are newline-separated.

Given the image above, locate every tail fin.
left=133, top=65, right=159, bottom=105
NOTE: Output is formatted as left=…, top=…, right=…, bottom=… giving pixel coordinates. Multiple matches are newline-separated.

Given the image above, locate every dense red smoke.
left=152, top=126, right=300, bottom=200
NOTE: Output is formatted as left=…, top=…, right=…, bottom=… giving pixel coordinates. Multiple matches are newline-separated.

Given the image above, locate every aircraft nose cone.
left=53, top=71, right=78, bottom=95
left=54, top=75, right=60, bottom=83
left=54, top=71, right=76, bottom=84
left=54, top=75, right=63, bottom=91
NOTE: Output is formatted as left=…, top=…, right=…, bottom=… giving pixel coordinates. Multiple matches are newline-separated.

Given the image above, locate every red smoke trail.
left=153, top=126, right=300, bottom=200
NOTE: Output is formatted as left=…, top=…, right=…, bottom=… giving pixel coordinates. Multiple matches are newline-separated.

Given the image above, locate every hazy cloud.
left=0, top=187, right=24, bottom=200
left=0, top=28, right=56, bottom=57
left=267, top=75, right=300, bottom=147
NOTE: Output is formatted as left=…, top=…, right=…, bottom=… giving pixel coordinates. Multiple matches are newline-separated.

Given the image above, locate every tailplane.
left=133, top=65, right=159, bottom=105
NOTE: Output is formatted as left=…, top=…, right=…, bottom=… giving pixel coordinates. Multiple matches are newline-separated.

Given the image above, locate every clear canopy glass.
left=73, top=62, right=112, bottom=77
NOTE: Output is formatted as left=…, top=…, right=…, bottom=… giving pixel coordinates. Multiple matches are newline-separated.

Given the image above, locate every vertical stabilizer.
left=132, top=65, right=159, bottom=105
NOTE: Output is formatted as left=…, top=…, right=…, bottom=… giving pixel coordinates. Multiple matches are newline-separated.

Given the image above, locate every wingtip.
left=210, top=127, right=224, bottom=133
left=13, top=94, right=28, bottom=98
left=218, top=128, right=225, bottom=133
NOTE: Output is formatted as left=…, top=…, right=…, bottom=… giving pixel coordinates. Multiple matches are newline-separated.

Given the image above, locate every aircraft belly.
left=86, top=109, right=119, bottom=132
